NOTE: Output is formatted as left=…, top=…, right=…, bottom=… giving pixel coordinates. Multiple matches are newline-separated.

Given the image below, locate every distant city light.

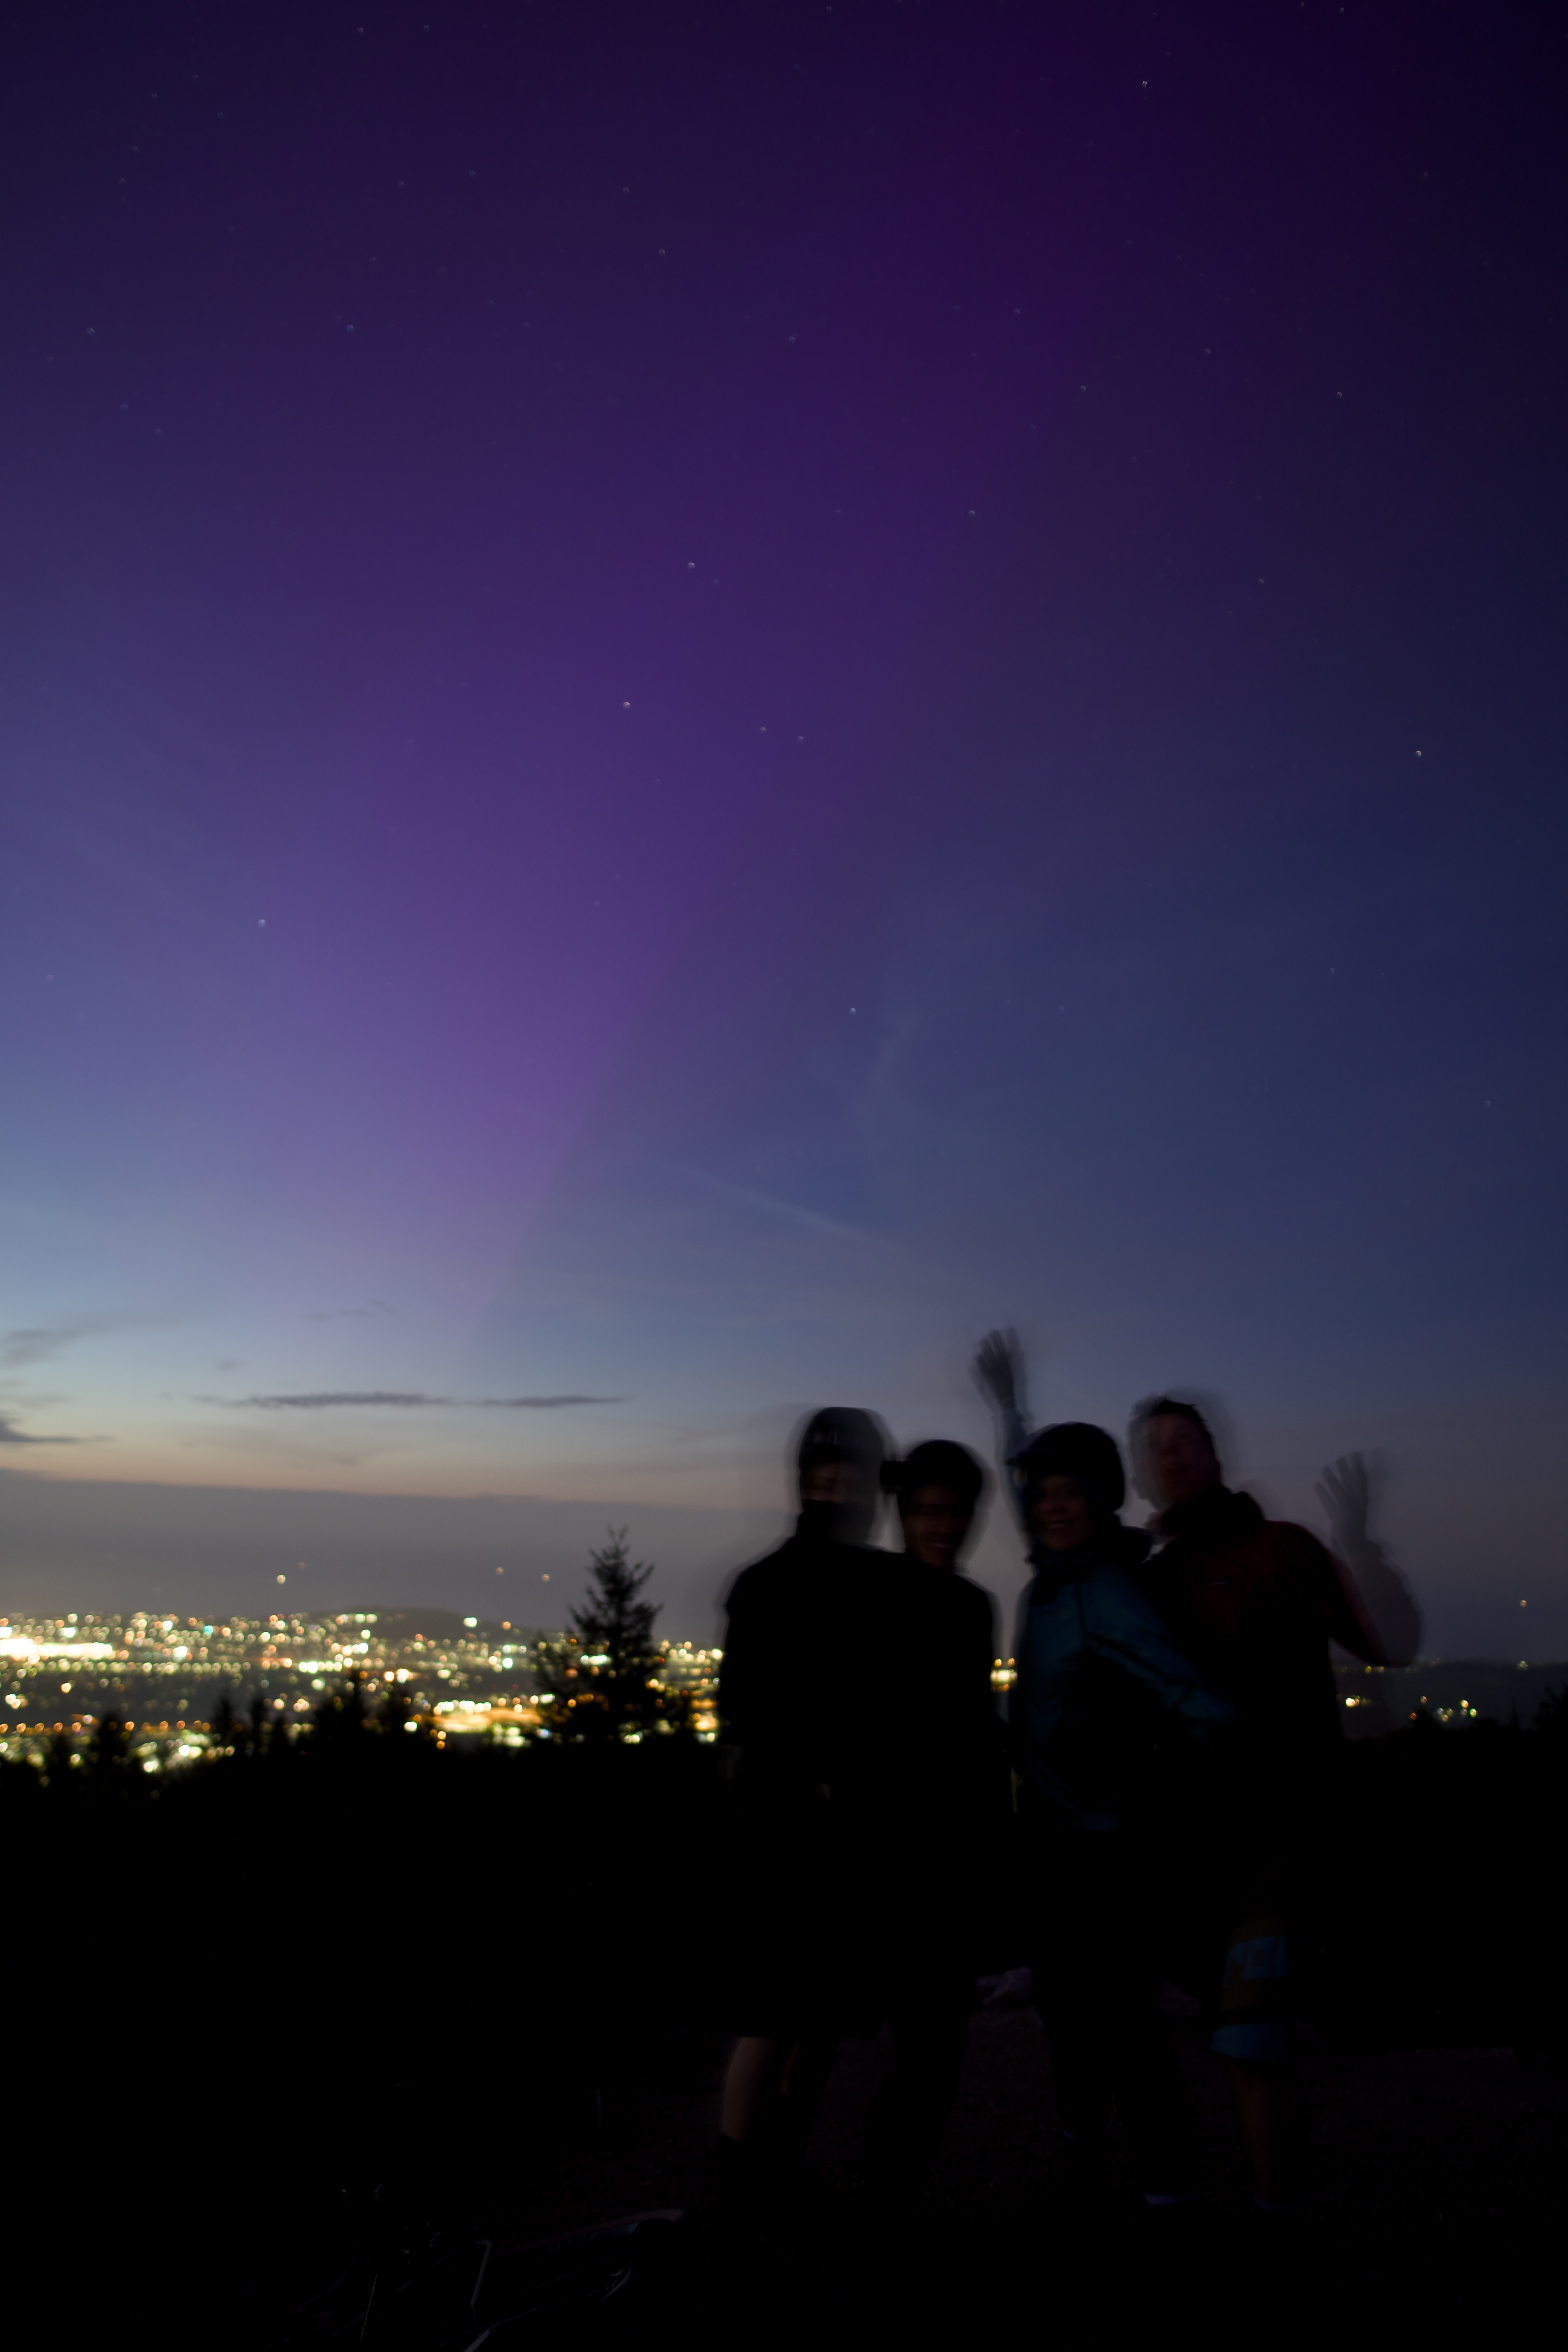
left=0, top=1604, right=718, bottom=1761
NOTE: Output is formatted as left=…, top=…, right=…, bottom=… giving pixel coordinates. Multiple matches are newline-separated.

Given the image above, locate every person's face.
left=1142, top=1413, right=1221, bottom=1512
left=1028, top=1474, right=1094, bottom=1553
left=798, top=1441, right=887, bottom=1543
left=799, top=1459, right=872, bottom=1514
left=900, top=1483, right=973, bottom=1572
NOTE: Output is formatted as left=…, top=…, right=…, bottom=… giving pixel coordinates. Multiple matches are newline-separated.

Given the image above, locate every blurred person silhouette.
left=973, top=1332, right=1232, bottom=2214
left=1130, top=1397, right=1421, bottom=2218
left=847, top=1437, right=1007, bottom=2219
left=713, top=1406, right=891, bottom=2232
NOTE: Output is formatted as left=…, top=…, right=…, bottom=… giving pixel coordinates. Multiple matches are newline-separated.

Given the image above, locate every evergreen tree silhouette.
left=548, top=1529, right=664, bottom=1739
left=248, top=1691, right=268, bottom=1755
left=211, top=1689, right=238, bottom=1755
left=652, top=1677, right=698, bottom=1739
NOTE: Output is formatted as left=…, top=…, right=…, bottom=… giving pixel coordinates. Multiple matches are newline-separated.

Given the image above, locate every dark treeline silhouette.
left=7, top=1559, right=727, bottom=2342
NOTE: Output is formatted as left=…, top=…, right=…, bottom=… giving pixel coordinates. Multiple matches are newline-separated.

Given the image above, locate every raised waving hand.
left=973, top=1327, right=1027, bottom=1422
left=1315, top=1451, right=1421, bottom=1669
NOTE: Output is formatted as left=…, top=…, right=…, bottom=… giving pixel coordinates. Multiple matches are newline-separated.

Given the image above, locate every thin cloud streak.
left=1, top=1313, right=166, bottom=1368
left=209, top=1391, right=625, bottom=1412
left=0, top=1413, right=80, bottom=1445
left=676, top=1165, right=875, bottom=1246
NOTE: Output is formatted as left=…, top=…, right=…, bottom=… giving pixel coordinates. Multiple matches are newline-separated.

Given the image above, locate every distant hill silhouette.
left=1334, top=1656, right=1567, bottom=1736
left=362, top=1607, right=551, bottom=1643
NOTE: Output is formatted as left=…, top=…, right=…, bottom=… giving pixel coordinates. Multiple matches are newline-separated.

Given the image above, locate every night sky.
left=2, top=2, right=1564, bottom=1653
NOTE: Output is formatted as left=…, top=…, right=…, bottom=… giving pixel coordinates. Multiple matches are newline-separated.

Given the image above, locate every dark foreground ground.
left=84, top=2007, right=1557, bottom=2345
left=11, top=1720, right=1565, bottom=2340
left=531, top=2004, right=1568, bottom=2287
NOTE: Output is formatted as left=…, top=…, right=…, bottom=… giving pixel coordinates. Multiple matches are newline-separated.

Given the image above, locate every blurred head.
left=1132, top=1397, right=1222, bottom=1513
left=1009, top=1422, right=1126, bottom=1556
left=795, top=1406, right=890, bottom=1545
left=891, top=1439, right=987, bottom=1571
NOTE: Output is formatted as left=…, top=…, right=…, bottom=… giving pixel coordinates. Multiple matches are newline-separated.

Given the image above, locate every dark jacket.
left=880, top=1558, right=1004, bottom=1822
left=719, top=1519, right=884, bottom=1798
left=1142, top=1485, right=1379, bottom=1764
left=722, top=1524, right=1010, bottom=1826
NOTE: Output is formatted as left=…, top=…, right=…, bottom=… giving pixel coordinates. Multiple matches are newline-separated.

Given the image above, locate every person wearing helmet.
left=713, top=1406, right=891, bottom=2230
left=973, top=1332, right=1231, bottom=2212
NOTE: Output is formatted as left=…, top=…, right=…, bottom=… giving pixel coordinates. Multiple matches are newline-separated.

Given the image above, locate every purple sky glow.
left=2, top=2, right=1565, bottom=1652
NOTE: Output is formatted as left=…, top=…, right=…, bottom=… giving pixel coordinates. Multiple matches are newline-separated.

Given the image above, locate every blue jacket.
left=992, top=1400, right=1230, bottom=1829
left=1013, top=1544, right=1232, bottom=1830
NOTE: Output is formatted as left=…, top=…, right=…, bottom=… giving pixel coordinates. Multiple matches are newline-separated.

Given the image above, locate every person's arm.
left=1314, top=1454, right=1421, bottom=1669
left=973, top=1328, right=1031, bottom=1538
left=1087, top=1573, right=1234, bottom=1733
left=717, top=1569, right=761, bottom=1745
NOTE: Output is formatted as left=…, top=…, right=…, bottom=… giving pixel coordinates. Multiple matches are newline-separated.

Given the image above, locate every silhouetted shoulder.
left=723, top=1537, right=800, bottom=1617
